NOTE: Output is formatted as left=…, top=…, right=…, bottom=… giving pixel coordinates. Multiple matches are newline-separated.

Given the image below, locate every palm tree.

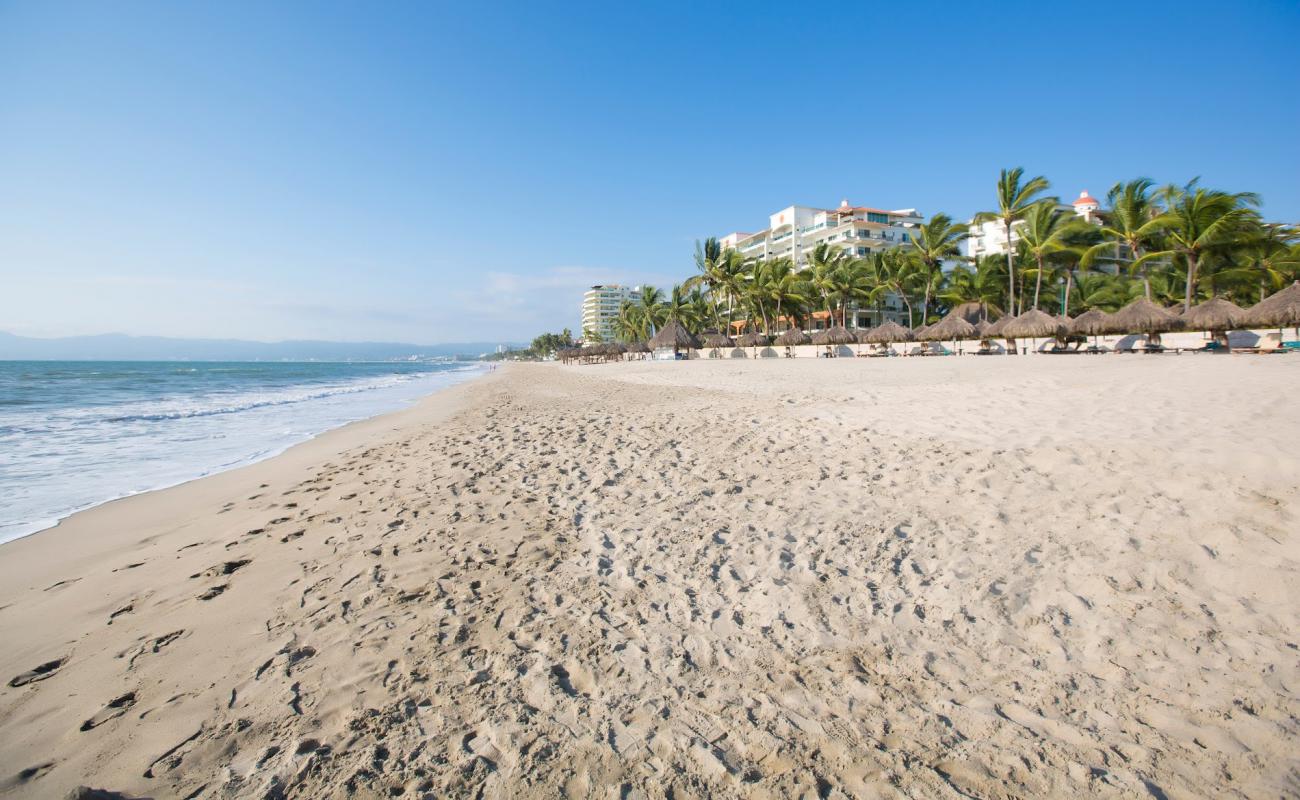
left=1137, top=186, right=1261, bottom=311
left=1218, top=223, right=1300, bottom=303
left=801, top=243, right=842, bottom=325
left=661, top=284, right=696, bottom=330
left=706, top=248, right=749, bottom=330
left=636, top=285, right=666, bottom=336
left=875, top=248, right=921, bottom=327
left=1081, top=178, right=1164, bottom=299
left=909, top=213, right=968, bottom=322
left=1072, top=272, right=1129, bottom=312
left=938, top=258, right=1004, bottom=319
left=685, top=237, right=724, bottom=328
left=612, top=300, right=640, bottom=342
left=1017, top=201, right=1074, bottom=310
left=825, top=258, right=875, bottom=327
left=763, top=257, right=806, bottom=332
left=974, top=168, right=1052, bottom=314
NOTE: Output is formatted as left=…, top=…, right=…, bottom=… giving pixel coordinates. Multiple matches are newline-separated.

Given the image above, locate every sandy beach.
left=1, top=356, right=1297, bottom=799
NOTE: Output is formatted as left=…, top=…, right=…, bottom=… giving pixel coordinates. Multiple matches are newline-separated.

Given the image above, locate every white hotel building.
left=965, top=190, right=1110, bottom=258
left=718, top=200, right=922, bottom=327
left=581, top=284, right=638, bottom=341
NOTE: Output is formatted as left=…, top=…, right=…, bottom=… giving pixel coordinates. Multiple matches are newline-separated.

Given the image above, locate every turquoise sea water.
left=0, top=360, right=483, bottom=542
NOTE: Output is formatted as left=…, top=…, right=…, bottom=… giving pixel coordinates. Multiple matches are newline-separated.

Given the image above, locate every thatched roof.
left=1181, top=297, right=1247, bottom=331
left=736, top=332, right=770, bottom=347
left=1004, top=309, right=1063, bottom=339
left=863, top=320, right=915, bottom=343
left=972, top=319, right=995, bottom=338
left=605, top=342, right=627, bottom=354
left=921, top=314, right=977, bottom=341
left=626, top=341, right=651, bottom=353
left=648, top=321, right=701, bottom=350
left=1105, top=297, right=1183, bottom=334
left=776, top=328, right=810, bottom=346
left=701, top=332, right=736, bottom=348
left=822, top=325, right=856, bottom=345
left=1245, top=280, right=1300, bottom=328
left=985, top=314, right=1014, bottom=336
left=1070, top=308, right=1112, bottom=335
left=945, top=302, right=999, bottom=324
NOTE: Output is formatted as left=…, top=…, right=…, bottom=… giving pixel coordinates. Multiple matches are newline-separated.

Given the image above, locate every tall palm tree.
left=661, top=284, right=696, bottom=330
left=1016, top=201, right=1074, bottom=310
left=909, top=213, right=968, bottom=323
left=875, top=248, right=921, bottom=327
left=763, top=257, right=806, bottom=332
left=805, top=242, right=846, bottom=325
left=1137, top=186, right=1261, bottom=311
left=974, top=167, right=1052, bottom=314
left=636, top=285, right=666, bottom=336
left=612, top=300, right=640, bottom=342
left=1081, top=178, right=1165, bottom=299
left=685, top=237, right=724, bottom=328
left=825, top=258, right=875, bottom=327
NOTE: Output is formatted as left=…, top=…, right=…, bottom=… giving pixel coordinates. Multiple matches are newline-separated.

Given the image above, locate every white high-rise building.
left=720, top=200, right=923, bottom=267
left=718, top=199, right=921, bottom=327
left=581, top=284, right=638, bottom=341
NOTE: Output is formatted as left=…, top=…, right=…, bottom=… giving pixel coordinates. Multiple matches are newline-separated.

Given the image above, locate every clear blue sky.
left=2, top=0, right=1297, bottom=343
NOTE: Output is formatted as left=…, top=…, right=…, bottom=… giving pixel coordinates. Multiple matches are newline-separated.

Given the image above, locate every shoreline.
left=0, top=366, right=496, bottom=573
left=0, top=363, right=488, bottom=548
left=0, top=357, right=1296, bottom=798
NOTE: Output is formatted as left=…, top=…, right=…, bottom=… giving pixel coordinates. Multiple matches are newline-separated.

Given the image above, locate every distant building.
left=581, top=284, right=638, bottom=341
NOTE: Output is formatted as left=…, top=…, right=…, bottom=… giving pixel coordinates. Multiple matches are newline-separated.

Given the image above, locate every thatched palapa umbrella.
left=626, top=341, right=651, bottom=359
left=1244, top=280, right=1300, bottom=337
left=648, top=321, right=701, bottom=357
left=775, top=328, right=809, bottom=357
left=1004, top=309, right=1064, bottom=353
left=812, top=325, right=855, bottom=357
left=921, top=313, right=977, bottom=354
left=864, top=320, right=914, bottom=346
left=735, top=331, right=769, bottom=358
left=1070, top=308, right=1112, bottom=350
left=1181, top=297, right=1246, bottom=349
left=700, top=332, right=735, bottom=357
left=1105, top=297, right=1182, bottom=345
left=945, top=301, right=999, bottom=324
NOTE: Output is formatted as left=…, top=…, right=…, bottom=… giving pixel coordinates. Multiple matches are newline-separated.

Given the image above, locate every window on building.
left=867, top=212, right=889, bottom=224
left=856, top=247, right=868, bottom=256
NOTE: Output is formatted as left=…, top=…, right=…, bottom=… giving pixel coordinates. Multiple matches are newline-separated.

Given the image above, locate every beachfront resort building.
left=965, top=190, right=1129, bottom=273
left=718, top=200, right=923, bottom=328
left=581, top=284, right=638, bottom=341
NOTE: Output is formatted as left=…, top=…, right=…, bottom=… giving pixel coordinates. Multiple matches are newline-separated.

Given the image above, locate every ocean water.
left=0, top=360, right=484, bottom=543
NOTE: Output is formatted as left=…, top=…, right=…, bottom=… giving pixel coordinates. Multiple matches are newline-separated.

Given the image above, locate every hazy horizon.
left=3, top=1, right=1297, bottom=342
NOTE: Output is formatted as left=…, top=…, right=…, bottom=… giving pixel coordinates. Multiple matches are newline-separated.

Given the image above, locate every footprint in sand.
left=80, top=693, right=137, bottom=732
left=9, top=656, right=69, bottom=687
left=198, top=585, right=228, bottom=601
left=190, top=559, right=251, bottom=580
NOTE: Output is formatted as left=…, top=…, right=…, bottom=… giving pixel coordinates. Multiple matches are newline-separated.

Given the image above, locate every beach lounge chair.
left=1235, top=334, right=1288, bottom=354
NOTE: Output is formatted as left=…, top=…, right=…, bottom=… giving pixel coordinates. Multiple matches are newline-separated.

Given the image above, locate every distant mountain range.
left=0, top=332, right=523, bottom=361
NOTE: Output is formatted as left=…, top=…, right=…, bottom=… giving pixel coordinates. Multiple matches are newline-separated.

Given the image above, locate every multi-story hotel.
left=719, top=200, right=924, bottom=266
left=965, top=190, right=1127, bottom=273
left=717, top=200, right=922, bottom=327
left=581, top=284, right=638, bottom=341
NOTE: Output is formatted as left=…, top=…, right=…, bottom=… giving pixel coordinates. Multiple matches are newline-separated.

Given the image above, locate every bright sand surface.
left=1, top=356, right=1297, bottom=799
